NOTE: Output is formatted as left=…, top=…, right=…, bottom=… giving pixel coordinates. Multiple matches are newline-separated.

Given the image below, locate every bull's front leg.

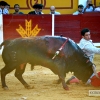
left=59, top=76, right=69, bottom=90
left=15, top=64, right=34, bottom=89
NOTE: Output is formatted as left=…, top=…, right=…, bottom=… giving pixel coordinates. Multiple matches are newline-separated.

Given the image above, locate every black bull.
left=0, top=36, right=94, bottom=90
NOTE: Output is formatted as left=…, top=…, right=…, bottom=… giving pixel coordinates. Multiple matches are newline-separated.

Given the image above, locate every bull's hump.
left=44, top=35, right=67, bottom=39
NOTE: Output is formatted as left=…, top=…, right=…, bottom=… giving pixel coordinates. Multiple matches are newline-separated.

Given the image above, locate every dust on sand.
left=0, top=55, right=100, bottom=100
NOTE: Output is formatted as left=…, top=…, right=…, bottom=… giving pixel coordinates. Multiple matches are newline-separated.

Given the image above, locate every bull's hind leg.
left=15, top=63, right=33, bottom=89
left=1, top=64, right=16, bottom=90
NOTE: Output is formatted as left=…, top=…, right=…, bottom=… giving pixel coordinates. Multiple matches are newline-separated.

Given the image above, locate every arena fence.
left=3, top=13, right=100, bottom=43
left=0, top=13, right=100, bottom=54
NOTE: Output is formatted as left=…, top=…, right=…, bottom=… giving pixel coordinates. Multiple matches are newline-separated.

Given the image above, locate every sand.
left=0, top=55, right=100, bottom=100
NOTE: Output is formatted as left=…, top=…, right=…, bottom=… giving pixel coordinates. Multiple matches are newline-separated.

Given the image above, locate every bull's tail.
left=0, top=40, right=11, bottom=49
left=0, top=42, right=4, bottom=49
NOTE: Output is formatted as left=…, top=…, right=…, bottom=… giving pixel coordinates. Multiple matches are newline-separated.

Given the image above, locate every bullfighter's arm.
left=84, top=44, right=100, bottom=54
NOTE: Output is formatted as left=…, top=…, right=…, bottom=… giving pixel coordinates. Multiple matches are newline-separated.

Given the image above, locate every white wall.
left=78, top=0, right=87, bottom=8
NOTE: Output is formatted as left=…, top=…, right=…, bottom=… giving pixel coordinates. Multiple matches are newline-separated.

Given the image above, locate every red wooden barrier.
left=3, top=14, right=52, bottom=40
left=55, top=14, right=81, bottom=42
left=3, top=13, right=100, bottom=43
left=55, top=13, right=100, bottom=42
left=81, top=13, right=100, bottom=43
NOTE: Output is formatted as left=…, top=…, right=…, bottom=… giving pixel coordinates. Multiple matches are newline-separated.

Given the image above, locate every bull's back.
left=2, top=37, right=50, bottom=64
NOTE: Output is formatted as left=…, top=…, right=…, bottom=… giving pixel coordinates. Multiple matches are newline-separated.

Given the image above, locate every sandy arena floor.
left=0, top=55, right=100, bottom=100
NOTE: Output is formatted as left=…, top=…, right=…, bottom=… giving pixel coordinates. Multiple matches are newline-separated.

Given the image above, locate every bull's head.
left=64, top=38, right=94, bottom=83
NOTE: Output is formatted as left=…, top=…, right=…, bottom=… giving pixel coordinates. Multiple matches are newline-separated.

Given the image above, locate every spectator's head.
left=78, top=4, right=84, bottom=12
left=0, top=1, right=8, bottom=9
left=87, top=0, right=92, bottom=6
left=5, top=4, right=10, bottom=11
left=81, top=28, right=91, bottom=40
left=14, top=4, right=20, bottom=12
left=32, top=4, right=43, bottom=14
left=39, top=4, right=44, bottom=13
left=50, top=6, right=55, bottom=14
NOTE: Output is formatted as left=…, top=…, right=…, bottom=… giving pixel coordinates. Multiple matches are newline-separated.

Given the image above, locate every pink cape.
left=69, top=78, right=80, bottom=84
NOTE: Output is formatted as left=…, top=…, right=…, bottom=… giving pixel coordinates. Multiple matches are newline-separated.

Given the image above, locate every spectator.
left=84, top=0, right=95, bottom=12
left=28, top=4, right=43, bottom=14
left=50, top=6, right=60, bottom=15
left=40, top=9, right=44, bottom=14
left=73, top=4, right=84, bottom=15
left=94, top=7, right=100, bottom=12
left=94, top=3, right=100, bottom=12
left=5, top=4, right=10, bottom=11
left=0, top=1, right=9, bottom=14
left=13, top=4, right=23, bottom=14
left=39, top=4, right=44, bottom=14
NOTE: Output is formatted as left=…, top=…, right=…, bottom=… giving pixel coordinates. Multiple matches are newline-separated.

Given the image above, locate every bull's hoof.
left=63, top=86, right=69, bottom=90
left=3, top=87, right=9, bottom=90
left=24, top=85, right=34, bottom=89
